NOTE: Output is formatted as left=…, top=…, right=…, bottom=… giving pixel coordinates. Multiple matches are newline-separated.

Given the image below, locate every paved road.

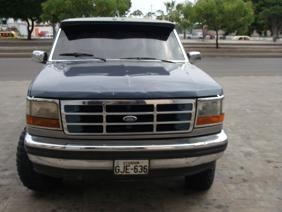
left=198, top=57, right=282, bottom=77
left=0, top=58, right=43, bottom=81
left=0, top=58, right=281, bottom=212
left=0, top=57, right=281, bottom=81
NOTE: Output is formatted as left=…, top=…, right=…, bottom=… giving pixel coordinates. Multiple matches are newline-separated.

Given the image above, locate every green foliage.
left=0, top=0, right=44, bottom=23
left=41, top=0, right=67, bottom=24
left=0, top=0, right=44, bottom=20
left=164, top=0, right=176, bottom=21
left=156, top=10, right=165, bottom=20
left=41, top=0, right=95, bottom=37
left=41, top=0, right=131, bottom=24
left=162, top=1, right=194, bottom=38
left=247, top=0, right=268, bottom=35
left=93, top=0, right=131, bottom=17
left=0, top=0, right=131, bottom=39
left=194, top=0, right=254, bottom=47
left=65, top=0, right=95, bottom=17
left=178, top=2, right=194, bottom=33
left=0, top=0, right=11, bottom=18
left=0, top=0, right=45, bottom=39
left=223, top=0, right=254, bottom=34
left=130, top=9, right=143, bottom=17
left=41, top=0, right=101, bottom=22
left=194, top=0, right=223, bottom=30
left=256, top=0, right=282, bottom=41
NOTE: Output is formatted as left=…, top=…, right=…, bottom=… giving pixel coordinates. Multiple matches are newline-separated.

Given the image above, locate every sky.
left=129, top=0, right=193, bottom=15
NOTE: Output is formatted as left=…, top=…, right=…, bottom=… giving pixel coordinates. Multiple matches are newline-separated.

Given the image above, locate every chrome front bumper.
left=25, top=130, right=228, bottom=170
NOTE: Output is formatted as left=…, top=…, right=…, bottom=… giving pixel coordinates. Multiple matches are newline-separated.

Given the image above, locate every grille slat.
left=157, top=104, right=193, bottom=112
left=106, top=105, right=154, bottom=113
left=107, top=125, right=153, bottom=133
left=67, top=125, right=103, bottom=133
left=107, top=114, right=153, bottom=123
left=157, top=113, right=192, bottom=122
left=66, top=115, right=103, bottom=123
left=65, top=105, right=103, bottom=113
left=61, top=100, right=195, bottom=135
left=157, top=123, right=190, bottom=132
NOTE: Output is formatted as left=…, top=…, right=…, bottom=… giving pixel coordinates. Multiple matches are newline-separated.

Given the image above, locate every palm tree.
left=164, top=1, right=176, bottom=21
left=156, top=10, right=165, bottom=20
left=164, top=1, right=176, bottom=15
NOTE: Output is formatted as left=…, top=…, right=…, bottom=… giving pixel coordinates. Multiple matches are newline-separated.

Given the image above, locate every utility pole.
left=150, top=4, right=153, bottom=19
left=116, top=0, right=120, bottom=17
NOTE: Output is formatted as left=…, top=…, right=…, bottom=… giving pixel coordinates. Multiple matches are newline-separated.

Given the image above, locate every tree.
left=222, top=0, right=254, bottom=35
left=41, top=0, right=66, bottom=38
left=41, top=0, right=132, bottom=37
left=175, top=2, right=194, bottom=39
left=162, top=1, right=194, bottom=39
left=114, top=0, right=132, bottom=16
left=64, top=0, right=95, bottom=17
left=0, top=1, right=9, bottom=18
left=256, top=0, right=282, bottom=41
left=164, top=1, right=177, bottom=22
left=156, top=10, right=165, bottom=20
left=42, top=0, right=95, bottom=37
left=93, top=0, right=131, bottom=17
left=247, top=0, right=268, bottom=36
left=0, top=0, right=45, bottom=40
left=145, top=12, right=155, bottom=19
left=194, top=0, right=254, bottom=48
left=130, top=9, right=143, bottom=17
left=164, top=0, right=176, bottom=21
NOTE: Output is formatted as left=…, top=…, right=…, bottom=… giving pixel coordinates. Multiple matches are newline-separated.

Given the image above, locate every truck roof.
left=60, top=17, right=175, bottom=30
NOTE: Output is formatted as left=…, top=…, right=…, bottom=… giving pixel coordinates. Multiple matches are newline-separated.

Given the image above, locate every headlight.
left=195, top=96, right=224, bottom=127
left=26, top=98, right=61, bottom=129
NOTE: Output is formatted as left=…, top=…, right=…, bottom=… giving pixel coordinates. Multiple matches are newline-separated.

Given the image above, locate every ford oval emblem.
left=123, top=115, right=138, bottom=122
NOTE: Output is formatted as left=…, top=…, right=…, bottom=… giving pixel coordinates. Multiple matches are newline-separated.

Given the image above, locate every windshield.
left=51, top=24, right=185, bottom=61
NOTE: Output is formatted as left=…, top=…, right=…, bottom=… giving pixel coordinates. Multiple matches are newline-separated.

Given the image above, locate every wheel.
left=185, top=163, right=216, bottom=191
left=16, top=129, right=62, bottom=191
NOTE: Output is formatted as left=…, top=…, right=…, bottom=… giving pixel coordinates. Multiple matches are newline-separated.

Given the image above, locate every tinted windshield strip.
left=50, top=29, right=187, bottom=62
left=60, top=20, right=175, bottom=31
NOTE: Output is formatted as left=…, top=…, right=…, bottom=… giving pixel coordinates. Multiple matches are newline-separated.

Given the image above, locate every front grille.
left=61, top=99, right=195, bottom=135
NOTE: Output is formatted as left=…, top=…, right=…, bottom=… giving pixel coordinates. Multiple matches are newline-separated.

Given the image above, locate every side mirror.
left=32, top=50, right=48, bottom=63
left=187, top=51, right=201, bottom=64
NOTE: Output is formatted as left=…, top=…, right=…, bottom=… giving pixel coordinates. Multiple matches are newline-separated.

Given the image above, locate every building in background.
left=0, top=18, right=53, bottom=39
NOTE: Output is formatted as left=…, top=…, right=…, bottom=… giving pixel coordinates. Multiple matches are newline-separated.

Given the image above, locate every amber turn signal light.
left=196, top=114, right=224, bottom=126
left=26, top=115, right=60, bottom=128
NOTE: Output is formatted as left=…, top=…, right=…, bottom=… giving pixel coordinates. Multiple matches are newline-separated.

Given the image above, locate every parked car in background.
left=232, top=35, right=251, bottom=40
left=38, top=31, right=53, bottom=39
left=187, top=32, right=203, bottom=39
left=0, top=30, right=17, bottom=38
left=205, top=34, right=216, bottom=39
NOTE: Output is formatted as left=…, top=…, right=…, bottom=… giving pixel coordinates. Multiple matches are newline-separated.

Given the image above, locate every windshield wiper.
left=59, top=52, right=106, bottom=62
left=119, top=57, right=175, bottom=63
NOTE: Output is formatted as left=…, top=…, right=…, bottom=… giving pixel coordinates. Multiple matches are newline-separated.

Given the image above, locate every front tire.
left=16, top=129, right=62, bottom=191
left=185, top=163, right=216, bottom=191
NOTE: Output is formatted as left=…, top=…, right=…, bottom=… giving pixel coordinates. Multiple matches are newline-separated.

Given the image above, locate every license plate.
left=114, top=160, right=149, bottom=175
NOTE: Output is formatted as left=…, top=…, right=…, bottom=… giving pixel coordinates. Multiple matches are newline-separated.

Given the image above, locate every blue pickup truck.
left=17, top=18, right=228, bottom=192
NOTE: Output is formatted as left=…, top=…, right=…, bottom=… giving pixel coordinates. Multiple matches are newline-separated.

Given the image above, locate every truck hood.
left=29, top=61, right=223, bottom=99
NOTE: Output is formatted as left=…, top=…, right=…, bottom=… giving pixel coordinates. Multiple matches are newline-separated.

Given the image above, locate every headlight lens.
left=26, top=98, right=60, bottom=129
left=195, top=97, right=224, bottom=127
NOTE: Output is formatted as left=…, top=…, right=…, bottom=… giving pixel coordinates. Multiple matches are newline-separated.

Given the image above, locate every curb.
left=0, top=40, right=281, bottom=58
left=1, top=53, right=281, bottom=58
